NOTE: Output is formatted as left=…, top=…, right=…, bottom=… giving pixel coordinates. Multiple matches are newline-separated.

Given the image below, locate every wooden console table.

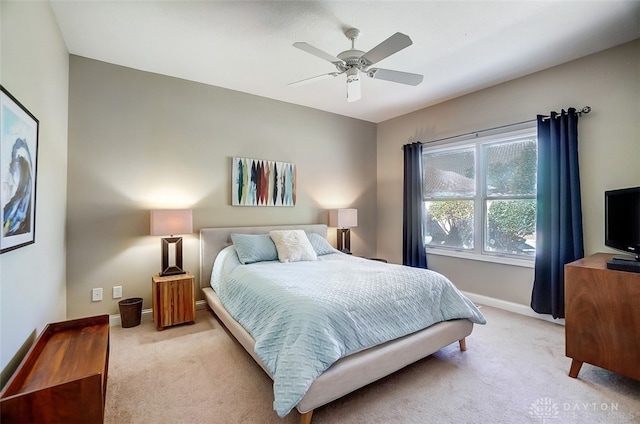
left=0, top=315, right=110, bottom=423
left=565, top=253, right=640, bottom=381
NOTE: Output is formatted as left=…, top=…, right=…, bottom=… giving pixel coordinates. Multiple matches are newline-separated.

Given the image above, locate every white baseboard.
left=462, top=291, right=565, bottom=325
left=110, top=299, right=209, bottom=328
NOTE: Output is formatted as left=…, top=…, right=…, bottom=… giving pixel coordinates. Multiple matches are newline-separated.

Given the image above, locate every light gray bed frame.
left=199, top=224, right=474, bottom=424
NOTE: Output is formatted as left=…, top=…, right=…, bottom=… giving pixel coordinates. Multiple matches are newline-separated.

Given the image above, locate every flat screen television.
left=605, top=186, right=640, bottom=261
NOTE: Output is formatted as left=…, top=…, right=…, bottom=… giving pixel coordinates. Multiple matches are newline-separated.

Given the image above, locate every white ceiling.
left=50, top=1, right=640, bottom=123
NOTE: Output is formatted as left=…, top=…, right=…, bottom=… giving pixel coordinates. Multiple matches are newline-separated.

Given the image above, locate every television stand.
left=565, top=253, right=640, bottom=381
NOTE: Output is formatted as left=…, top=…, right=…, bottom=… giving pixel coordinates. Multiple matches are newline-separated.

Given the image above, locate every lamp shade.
left=329, top=209, right=358, bottom=228
left=150, top=209, right=193, bottom=236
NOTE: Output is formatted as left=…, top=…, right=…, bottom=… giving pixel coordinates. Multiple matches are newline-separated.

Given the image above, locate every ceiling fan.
left=289, top=28, right=423, bottom=102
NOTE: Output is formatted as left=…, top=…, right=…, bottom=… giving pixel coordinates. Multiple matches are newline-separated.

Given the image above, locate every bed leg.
left=458, top=338, right=467, bottom=351
left=300, top=410, right=314, bottom=424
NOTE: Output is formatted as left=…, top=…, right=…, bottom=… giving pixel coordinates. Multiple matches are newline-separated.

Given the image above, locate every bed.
left=199, top=224, right=485, bottom=424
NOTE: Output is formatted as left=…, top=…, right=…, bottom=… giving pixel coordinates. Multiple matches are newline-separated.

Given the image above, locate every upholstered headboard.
left=199, top=224, right=328, bottom=289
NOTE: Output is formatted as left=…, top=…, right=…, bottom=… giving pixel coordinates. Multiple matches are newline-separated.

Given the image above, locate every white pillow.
left=269, top=230, right=318, bottom=263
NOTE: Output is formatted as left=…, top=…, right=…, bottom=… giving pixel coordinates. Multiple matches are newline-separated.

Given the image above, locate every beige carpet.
left=105, top=305, right=640, bottom=424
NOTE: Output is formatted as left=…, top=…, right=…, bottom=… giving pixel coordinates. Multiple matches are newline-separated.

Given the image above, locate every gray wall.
left=377, top=40, right=640, bottom=309
left=66, top=56, right=377, bottom=319
left=0, top=1, right=69, bottom=383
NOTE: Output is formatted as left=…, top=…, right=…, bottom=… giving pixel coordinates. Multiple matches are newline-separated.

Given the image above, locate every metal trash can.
left=118, top=297, right=143, bottom=328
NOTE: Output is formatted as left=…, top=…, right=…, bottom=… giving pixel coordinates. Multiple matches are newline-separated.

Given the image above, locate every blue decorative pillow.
left=230, top=233, right=278, bottom=264
left=306, top=233, right=337, bottom=256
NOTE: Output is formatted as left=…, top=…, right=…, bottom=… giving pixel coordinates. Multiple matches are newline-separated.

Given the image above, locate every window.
left=423, top=127, right=537, bottom=262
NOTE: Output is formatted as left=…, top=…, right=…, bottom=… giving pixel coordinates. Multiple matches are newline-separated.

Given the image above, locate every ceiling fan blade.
left=293, top=42, right=345, bottom=66
left=367, top=68, right=423, bottom=86
left=288, top=72, right=340, bottom=87
left=359, top=32, right=413, bottom=67
left=346, top=73, right=361, bottom=102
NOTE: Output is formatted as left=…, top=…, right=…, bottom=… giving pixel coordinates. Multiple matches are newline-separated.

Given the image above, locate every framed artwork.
left=1, top=85, right=39, bottom=253
left=232, top=157, right=296, bottom=206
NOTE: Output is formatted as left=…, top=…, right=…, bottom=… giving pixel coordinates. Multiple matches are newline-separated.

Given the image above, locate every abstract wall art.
left=232, top=157, right=296, bottom=206
left=1, top=85, right=39, bottom=253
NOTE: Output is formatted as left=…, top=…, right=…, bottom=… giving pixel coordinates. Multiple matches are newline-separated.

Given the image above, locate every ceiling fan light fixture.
left=346, top=67, right=359, bottom=80
left=346, top=69, right=361, bottom=102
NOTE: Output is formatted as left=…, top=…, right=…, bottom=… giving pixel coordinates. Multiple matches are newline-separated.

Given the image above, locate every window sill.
left=425, top=248, right=534, bottom=268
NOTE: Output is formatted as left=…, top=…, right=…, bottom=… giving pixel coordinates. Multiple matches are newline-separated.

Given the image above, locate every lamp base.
left=337, top=228, right=351, bottom=253
left=160, top=236, right=186, bottom=277
left=160, top=267, right=186, bottom=277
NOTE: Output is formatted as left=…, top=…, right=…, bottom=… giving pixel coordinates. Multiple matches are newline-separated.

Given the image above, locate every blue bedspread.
left=211, top=247, right=486, bottom=417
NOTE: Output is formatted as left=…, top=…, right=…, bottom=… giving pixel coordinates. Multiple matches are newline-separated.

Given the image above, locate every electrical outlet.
left=113, top=286, right=122, bottom=299
left=92, top=288, right=103, bottom=302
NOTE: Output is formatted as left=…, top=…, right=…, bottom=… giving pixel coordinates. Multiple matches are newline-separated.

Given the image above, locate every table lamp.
left=150, top=209, right=193, bottom=276
left=329, top=208, right=358, bottom=254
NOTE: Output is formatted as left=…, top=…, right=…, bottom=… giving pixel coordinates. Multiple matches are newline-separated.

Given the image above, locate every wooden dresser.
left=0, top=315, right=110, bottom=423
left=565, top=253, right=640, bottom=381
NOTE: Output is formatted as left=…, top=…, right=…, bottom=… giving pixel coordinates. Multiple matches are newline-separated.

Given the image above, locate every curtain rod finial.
left=580, top=106, right=591, bottom=114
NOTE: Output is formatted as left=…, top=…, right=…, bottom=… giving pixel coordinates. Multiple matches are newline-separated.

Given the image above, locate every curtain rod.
left=541, top=106, right=591, bottom=121
left=405, top=106, right=592, bottom=148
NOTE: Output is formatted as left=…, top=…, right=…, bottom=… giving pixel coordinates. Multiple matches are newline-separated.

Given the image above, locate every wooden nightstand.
left=152, top=272, right=196, bottom=330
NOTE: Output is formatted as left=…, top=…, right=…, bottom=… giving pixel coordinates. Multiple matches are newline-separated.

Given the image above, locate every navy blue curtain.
left=531, top=109, right=584, bottom=318
left=403, top=142, right=427, bottom=268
